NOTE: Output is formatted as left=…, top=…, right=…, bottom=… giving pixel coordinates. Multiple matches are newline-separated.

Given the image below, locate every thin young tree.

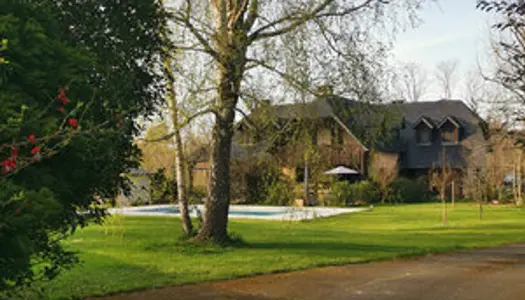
left=430, top=147, right=455, bottom=226
left=166, top=0, right=428, bottom=243
left=158, top=7, right=193, bottom=236
left=369, top=151, right=398, bottom=203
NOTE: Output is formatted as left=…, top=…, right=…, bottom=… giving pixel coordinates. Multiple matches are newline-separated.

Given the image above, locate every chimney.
left=317, top=85, right=334, bottom=97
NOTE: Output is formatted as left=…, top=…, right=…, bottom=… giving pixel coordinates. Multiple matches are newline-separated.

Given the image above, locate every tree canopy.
left=160, top=0, right=428, bottom=242
left=0, top=0, right=166, bottom=290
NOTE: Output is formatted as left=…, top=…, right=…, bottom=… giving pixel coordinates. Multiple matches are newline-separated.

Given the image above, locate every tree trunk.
left=479, top=201, right=483, bottom=221
left=441, top=187, right=448, bottom=226
left=304, top=159, right=309, bottom=206
left=451, top=180, right=455, bottom=208
left=196, top=65, right=243, bottom=243
left=196, top=116, right=235, bottom=243
left=165, top=62, right=193, bottom=237
left=517, top=152, right=522, bottom=206
left=160, top=4, right=193, bottom=237
left=195, top=1, right=248, bottom=243
left=171, top=108, right=193, bottom=237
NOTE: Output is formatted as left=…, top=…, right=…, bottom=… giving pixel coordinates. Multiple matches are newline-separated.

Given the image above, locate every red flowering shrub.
left=1, top=0, right=166, bottom=293
left=67, top=118, right=78, bottom=129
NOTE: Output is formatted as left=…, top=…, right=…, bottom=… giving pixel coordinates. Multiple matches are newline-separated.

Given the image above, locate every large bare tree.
left=165, top=0, right=427, bottom=243
left=396, top=62, right=429, bottom=102
left=435, top=59, right=459, bottom=99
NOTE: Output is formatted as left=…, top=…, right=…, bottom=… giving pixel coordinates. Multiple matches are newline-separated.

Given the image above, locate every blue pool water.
left=135, top=206, right=285, bottom=216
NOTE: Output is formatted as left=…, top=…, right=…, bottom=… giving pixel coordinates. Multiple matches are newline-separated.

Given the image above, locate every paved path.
left=95, top=244, right=525, bottom=300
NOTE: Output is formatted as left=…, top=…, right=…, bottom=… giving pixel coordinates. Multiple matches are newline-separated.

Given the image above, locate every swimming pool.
left=108, top=205, right=368, bottom=221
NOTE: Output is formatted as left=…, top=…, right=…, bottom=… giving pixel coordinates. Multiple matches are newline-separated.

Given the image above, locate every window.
left=440, top=124, right=458, bottom=144
left=438, top=117, right=461, bottom=144
left=413, top=116, right=434, bottom=145
left=416, top=127, right=432, bottom=145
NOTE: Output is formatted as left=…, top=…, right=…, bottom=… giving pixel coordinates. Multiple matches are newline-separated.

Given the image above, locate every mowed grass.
left=42, top=203, right=525, bottom=299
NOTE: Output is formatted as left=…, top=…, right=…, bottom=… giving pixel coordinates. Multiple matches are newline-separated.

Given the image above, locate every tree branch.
left=170, top=3, right=220, bottom=61
left=248, top=0, right=374, bottom=42
left=141, top=108, right=216, bottom=143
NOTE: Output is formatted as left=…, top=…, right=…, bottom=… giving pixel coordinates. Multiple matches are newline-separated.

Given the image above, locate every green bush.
left=265, top=179, right=293, bottom=206
left=0, top=181, right=77, bottom=291
left=351, top=181, right=380, bottom=205
left=330, top=180, right=380, bottom=206
left=388, top=177, right=431, bottom=203
left=331, top=181, right=353, bottom=206
left=231, top=157, right=284, bottom=204
left=189, top=186, right=207, bottom=204
left=149, top=169, right=176, bottom=205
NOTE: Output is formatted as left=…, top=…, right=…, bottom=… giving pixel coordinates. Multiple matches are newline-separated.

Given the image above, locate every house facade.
left=191, top=96, right=488, bottom=192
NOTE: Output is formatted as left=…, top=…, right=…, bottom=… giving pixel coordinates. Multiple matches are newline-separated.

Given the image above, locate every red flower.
left=57, top=88, right=70, bottom=105
left=31, top=146, right=41, bottom=154
left=28, top=134, right=36, bottom=144
left=1, top=159, right=14, bottom=173
left=58, top=106, right=65, bottom=113
left=8, top=158, right=16, bottom=169
left=14, top=208, right=20, bottom=215
left=68, top=118, right=78, bottom=128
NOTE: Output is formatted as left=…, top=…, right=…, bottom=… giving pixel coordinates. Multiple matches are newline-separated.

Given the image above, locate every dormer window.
left=416, top=127, right=432, bottom=145
left=438, top=117, right=461, bottom=144
left=413, top=116, right=434, bottom=146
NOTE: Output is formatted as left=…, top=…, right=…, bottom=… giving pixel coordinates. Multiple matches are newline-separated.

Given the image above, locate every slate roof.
left=389, top=100, right=487, bottom=169
left=240, top=97, right=487, bottom=170
left=242, top=96, right=400, bottom=150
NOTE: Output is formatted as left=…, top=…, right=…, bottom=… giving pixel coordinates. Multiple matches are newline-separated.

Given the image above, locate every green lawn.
left=41, top=203, right=525, bottom=299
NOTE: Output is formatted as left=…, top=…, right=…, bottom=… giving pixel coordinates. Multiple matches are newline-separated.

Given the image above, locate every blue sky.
left=391, top=0, right=491, bottom=98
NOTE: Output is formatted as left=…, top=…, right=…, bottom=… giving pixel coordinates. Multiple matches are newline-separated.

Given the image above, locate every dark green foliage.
left=388, top=177, right=432, bottom=204
left=230, top=157, right=288, bottom=205
left=0, top=180, right=79, bottom=291
left=265, top=179, right=294, bottom=206
left=330, top=181, right=353, bottom=206
left=150, top=169, right=176, bottom=204
left=349, top=181, right=380, bottom=205
left=331, top=180, right=380, bottom=206
left=0, top=0, right=166, bottom=291
left=189, top=186, right=207, bottom=204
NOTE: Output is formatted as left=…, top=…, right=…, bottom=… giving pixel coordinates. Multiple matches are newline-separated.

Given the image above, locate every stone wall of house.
left=192, top=162, right=210, bottom=189
left=370, top=151, right=399, bottom=174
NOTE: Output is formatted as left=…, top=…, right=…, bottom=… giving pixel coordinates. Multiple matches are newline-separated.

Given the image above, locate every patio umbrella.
left=323, top=166, right=360, bottom=175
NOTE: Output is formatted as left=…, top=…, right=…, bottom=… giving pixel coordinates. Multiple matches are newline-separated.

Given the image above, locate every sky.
left=391, top=0, right=491, bottom=100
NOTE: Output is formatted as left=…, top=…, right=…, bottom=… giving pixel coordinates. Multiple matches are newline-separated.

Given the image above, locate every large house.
left=191, top=95, right=488, bottom=191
